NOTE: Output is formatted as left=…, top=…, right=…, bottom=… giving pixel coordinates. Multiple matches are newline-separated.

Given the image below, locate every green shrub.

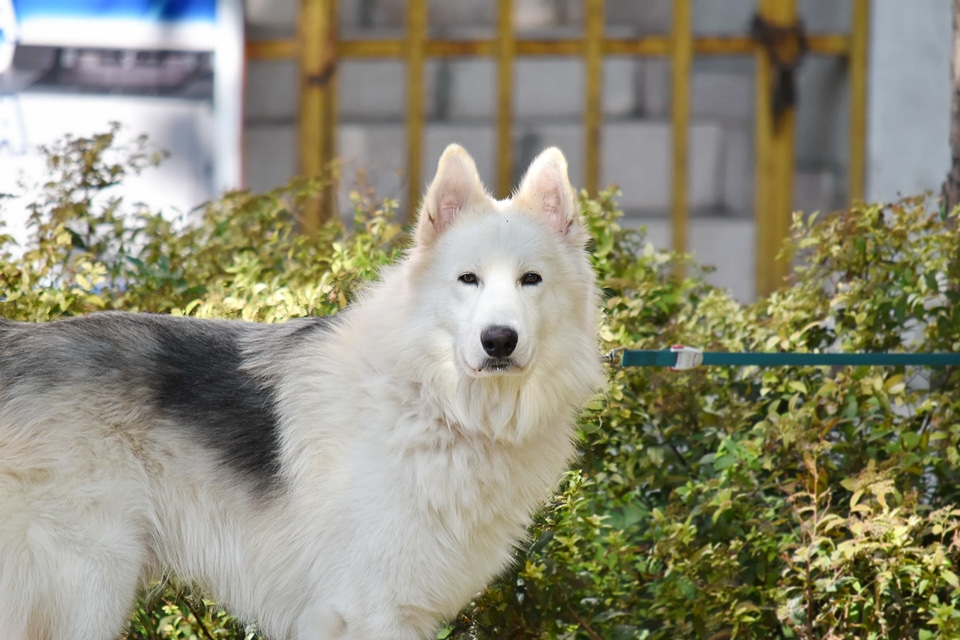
left=2, top=129, right=959, bottom=640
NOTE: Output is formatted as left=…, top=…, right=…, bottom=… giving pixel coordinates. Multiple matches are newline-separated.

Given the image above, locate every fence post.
left=298, top=0, right=337, bottom=233
left=584, top=0, right=604, bottom=195
left=405, top=0, right=427, bottom=219
left=496, top=0, right=515, bottom=198
left=671, top=0, right=693, bottom=276
left=754, top=0, right=798, bottom=297
left=849, top=0, right=869, bottom=203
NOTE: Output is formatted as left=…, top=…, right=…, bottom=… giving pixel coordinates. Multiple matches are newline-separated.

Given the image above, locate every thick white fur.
left=0, top=145, right=605, bottom=639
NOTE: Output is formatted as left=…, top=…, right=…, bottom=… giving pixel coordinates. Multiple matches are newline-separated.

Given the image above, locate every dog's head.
left=410, top=144, right=595, bottom=381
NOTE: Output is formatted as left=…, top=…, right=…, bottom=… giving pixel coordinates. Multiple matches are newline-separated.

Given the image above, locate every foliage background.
left=2, top=130, right=960, bottom=639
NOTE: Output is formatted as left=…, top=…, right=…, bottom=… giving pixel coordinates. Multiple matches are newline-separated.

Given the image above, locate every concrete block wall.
left=243, top=0, right=853, bottom=300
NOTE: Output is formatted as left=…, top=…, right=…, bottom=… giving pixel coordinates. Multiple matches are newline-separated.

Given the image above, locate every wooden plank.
left=298, top=0, right=336, bottom=232
left=848, top=0, right=869, bottom=202
left=247, top=39, right=298, bottom=59
left=340, top=39, right=405, bottom=57
left=583, top=0, right=604, bottom=195
left=405, top=0, right=428, bottom=219
left=249, top=35, right=852, bottom=62
left=604, top=36, right=669, bottom=56
left=496, top=0, right=515, bottom=197
left=755, top=0, right=798, bottom=296
left=671, top=0, right=692, bottom=270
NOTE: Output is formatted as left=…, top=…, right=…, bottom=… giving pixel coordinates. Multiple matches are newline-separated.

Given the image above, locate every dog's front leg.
left=293, top=604, right=348, bottom=640
left=294, top=604, right=433, bottom=640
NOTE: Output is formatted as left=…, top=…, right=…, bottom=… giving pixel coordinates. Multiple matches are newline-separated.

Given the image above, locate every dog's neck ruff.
left=409, top=363, right=574, bottom=447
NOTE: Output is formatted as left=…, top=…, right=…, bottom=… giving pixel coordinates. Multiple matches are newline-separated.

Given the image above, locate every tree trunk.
left=943, top=0, right=960, bottom=214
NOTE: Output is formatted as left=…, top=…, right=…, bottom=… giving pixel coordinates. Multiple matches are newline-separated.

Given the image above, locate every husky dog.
left=0, top=145, right=604, bottom=640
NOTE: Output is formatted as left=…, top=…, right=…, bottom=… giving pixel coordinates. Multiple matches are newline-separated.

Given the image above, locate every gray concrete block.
left=793, top=169, right=843, bottom=215
left=603, top=0, right=671, bottom=34
left=638, top=59, right=670, bottom=118
left=689, top=123, right=724, bottom=210
left=795, top=56, right=849, bottom=169
left=338, top=0, right=405, bottom=31
left=721, top=126, right=754, bottom=216
left=603, top=58, right=639, bottom=117
left=515, top=0, right=572, bottom=31
left=244, top=124, right=297, bottom=193
left=601, top=121, right=671, bottom=210
left=338, top=60, right=407, bottom=121
left=429, top=0, right=495, bottom=29
left=245, top=59, right=298, bottom=122
left=433, top=57, right=637, bottom=121
left=430, top=59, right=495, bottom=121
left=336, top=124, right=407, bottom=213
left=514, top=58, right=584, bottom=120
left=622, top=216, right=757, bottom=302
left=691, top=70, right=753, bottom=123
left=693, top=0, right=753, bottom=35
left=600, top=120, right=723, bottom=212
left=244, top=0, right=297, bottom=38
left=690, top=218, right=756, bottom=302
left=799, top=0, right=851, bottom=33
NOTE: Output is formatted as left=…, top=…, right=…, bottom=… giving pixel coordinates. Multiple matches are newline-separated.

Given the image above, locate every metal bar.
left=247, top=39, right=299, bottom=59
left=248, top=35, right=852, bottom=62
left=297, top=0, right=336, bottom=232
left=696, top=34, right=848, bottom=55
left=604, top=37, right=670, bottom=56
left=322, top=3, right=338, bottom=218
left=343, top=39, right=405, bottom=57
left=849, top=0, right=869, bottom=202
left=519, top=38, right=585, bottom=56
left=805, top=34, right=851, bottom=55
left=496, top=0, right=515, bottom=198
left=620, top=349, right=960, bottom=368
left=583, top=0, right=604, bottom=195
left=405, top=0, right=428, bottom=219
left=428, top=39, right=495, bottom=57
left=754, top=0, right=798, bottom=297
left=671, top=0, right=693, bottom=273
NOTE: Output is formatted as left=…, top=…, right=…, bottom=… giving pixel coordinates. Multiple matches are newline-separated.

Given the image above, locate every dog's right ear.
left=416, top=144, right=488, bottom=246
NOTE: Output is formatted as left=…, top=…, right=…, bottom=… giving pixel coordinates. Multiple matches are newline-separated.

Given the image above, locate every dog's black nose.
left=481, top=326, right=518, bottom=358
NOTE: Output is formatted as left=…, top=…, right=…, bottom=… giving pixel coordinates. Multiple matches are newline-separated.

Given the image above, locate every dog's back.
left=0, top=313, right=338, bottom=638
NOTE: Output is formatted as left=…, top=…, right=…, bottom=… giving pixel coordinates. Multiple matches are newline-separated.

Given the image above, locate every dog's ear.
left=416, top=144, right=488, bottom=246
left=514, top=147, right=578, bottom=237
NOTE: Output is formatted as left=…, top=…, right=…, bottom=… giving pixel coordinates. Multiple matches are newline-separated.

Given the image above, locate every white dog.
left=0, top=144, right=604, bottom=639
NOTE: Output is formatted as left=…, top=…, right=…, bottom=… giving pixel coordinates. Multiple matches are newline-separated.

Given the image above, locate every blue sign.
left=3, top=0, right=218, bottom=50
left=13, top=0, right=216, bottom=22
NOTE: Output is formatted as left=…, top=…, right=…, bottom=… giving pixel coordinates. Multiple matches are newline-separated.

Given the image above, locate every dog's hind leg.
left=0, top=535, right=146, bottom=640
left=0, top=462, right=149, bottom=640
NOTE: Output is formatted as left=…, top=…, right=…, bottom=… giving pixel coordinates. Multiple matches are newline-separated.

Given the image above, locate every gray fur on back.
left=0, top=312, right=337, bottom=491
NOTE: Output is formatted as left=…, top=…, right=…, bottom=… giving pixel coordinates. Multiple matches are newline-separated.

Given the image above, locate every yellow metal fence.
left=246, top=0, right=870, bottom=297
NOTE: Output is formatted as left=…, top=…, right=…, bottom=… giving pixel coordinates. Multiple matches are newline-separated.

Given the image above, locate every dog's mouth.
left=477, top=358, right=523, bottom=374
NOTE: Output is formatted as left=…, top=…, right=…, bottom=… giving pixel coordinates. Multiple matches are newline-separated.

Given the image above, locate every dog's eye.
left=520, top=272, right=542, bottom=286
left=459, top=272, right=479, bottom=285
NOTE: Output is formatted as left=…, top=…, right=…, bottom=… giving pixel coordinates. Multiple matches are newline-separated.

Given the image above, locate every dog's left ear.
left=416, top=144, right=489, bottom=246
left=514, top=147, right=579, bottom=237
